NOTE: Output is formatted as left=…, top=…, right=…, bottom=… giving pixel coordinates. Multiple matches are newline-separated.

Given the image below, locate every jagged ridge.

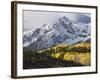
left=23, top=16, right=91, bottom=51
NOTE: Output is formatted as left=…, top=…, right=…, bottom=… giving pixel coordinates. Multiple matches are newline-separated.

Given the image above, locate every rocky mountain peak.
left=23, top=16, right=90, bottom=51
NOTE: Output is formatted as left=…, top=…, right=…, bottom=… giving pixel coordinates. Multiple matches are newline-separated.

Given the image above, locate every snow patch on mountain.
left=23, top=16, right=91, bottom=50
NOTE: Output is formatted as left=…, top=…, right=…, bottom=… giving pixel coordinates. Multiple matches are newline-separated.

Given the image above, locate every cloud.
left=23, top=10, right=90, bottom=32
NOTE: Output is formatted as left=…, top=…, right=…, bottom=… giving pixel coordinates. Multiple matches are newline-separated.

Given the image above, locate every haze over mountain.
left=23, top=10, right=90, bottom=32
left=23, top=16, right=91, bottom=51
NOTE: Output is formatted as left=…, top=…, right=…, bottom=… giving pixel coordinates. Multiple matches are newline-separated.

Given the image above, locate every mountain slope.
left=38, top=42, right=91, bottom=66
left=23, top=16, right=91, bottom=51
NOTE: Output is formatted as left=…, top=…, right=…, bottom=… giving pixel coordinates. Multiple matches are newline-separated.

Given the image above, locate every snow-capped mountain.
left=23, top=16, right=91, bottom=50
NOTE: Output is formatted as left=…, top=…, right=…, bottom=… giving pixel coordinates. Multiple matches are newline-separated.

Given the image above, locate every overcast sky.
left=23, top=10, right=91, bottom=32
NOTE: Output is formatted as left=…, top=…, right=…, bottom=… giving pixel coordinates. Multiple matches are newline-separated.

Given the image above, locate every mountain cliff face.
left=23, top=16, right=91, bottom=51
